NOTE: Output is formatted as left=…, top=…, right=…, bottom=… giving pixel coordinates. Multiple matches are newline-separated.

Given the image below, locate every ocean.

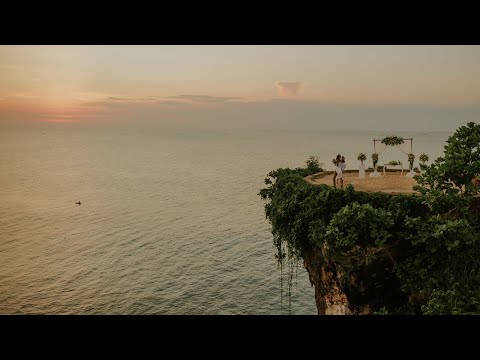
left=0, top=126, right=450, bottom=314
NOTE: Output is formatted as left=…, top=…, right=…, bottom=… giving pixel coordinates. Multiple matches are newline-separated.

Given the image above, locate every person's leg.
left=338, top=171, right=343, bottom=188
left=333, top=172, right=337, bottom=188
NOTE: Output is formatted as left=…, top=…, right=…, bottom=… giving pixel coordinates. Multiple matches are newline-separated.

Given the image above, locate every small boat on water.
left=76, top=201, right=81, bottom=205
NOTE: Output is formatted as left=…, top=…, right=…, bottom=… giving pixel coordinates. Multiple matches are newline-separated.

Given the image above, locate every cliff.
left=303, top=244, right=407, bottom=315
left=259, top=167, right=480, bottom=315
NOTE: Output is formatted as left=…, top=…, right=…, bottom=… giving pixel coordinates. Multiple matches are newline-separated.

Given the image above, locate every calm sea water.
left=0, top=126, right=449, bottom=314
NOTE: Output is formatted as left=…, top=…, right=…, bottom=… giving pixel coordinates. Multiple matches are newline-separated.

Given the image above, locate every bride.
left=333, top=154, right=342, bottom=188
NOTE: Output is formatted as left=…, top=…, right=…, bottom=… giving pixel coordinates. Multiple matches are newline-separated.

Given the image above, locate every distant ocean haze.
left=1, top=103, right=479, bottom=132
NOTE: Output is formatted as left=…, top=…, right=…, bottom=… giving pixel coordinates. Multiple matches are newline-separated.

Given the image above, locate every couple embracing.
left=333, top=154, right=346, bottom=188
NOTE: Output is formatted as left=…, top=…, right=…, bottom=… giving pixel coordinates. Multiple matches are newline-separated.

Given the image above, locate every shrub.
left=305, top=155, right=322, bottom=173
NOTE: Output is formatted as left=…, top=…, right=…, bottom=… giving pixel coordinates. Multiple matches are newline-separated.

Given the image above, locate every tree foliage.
left=326, top=202, right=394, bottom=249
left=421, top=288, right=480, bottom=315
left=415, top=122, right=480, bottom=196
left=260, top=122, right=480, bottom=315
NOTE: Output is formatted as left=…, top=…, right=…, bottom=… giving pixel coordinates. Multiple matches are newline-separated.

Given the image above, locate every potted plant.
left=372, top=153, right=378, bottom=168
left=370, top=153, right=380, bottom=177
left=408, top=153, right=415, bottom=170
left=357, top=153, right=366, bottom=178
left=406, top=153, right=416, bottom=177
left=419, top=153, right=428, bottom=166
left=357, top=153, right=367, bottom=165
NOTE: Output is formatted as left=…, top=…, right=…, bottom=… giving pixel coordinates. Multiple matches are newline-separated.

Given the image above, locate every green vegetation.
left=372, top=153, right=379, bottom=168
left=381, top=136, right=404, bottom=146
left=415, top=122, right=480, bottom=196
left=259, top=122, right=480, bottom=315
left=419, top=153, right=429, bottom=165
left=408, top=153, right=415, bottom=171
left=357, top=153, right=367, bottom=165
left=305, top=156, right=323, bottom=173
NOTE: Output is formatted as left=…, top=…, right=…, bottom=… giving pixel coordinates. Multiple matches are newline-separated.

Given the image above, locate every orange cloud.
left=274, top=81, right=303, bottom=96
left=36, top=118, right=79, bottom=123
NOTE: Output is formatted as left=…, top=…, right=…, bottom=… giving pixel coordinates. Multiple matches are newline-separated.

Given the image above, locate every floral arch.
left=370, top=136, right=415, bottom=177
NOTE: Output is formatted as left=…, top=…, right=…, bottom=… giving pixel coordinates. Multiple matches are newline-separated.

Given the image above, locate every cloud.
left=274, top=81, right=303, bottom=96
left=107, top=97, right=132, bottom=101
left=0, top=64, right=23, bottom=71
left=80, top=100, right=130, bottom=108
left=14, top=93, right=39, bottom=99
left=171, top=95, right=240, bottom=103
left=36, top=118, right=79, bottom=123
left=83, top=97, right=169, bottom=107
left=106, top=96, right=167, bottom=103
left=80, top=94, right=243, bottom=109
left=38, top=114, right=74, bottom=118
left=73, top=92, right=125, bottom=102
left=155, top=100, right=189, bottom=106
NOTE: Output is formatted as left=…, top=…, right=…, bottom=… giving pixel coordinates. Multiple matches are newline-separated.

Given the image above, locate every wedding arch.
left=370, top=136, right=415, bottom=177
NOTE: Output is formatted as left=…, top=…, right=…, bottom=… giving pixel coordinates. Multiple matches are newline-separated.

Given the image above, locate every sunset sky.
left=1, top=45, right=480, bottom=130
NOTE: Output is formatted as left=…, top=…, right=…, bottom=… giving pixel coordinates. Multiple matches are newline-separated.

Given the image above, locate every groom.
left=338, top=156, right=346, bottom=188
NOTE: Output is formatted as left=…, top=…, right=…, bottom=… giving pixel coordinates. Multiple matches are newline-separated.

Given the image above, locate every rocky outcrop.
left=303, top=246, right=351, bottom=315
left=303, top=244, right=407, bottom=315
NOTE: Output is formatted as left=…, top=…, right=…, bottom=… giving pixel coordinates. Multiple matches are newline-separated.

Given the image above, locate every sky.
left=1, top=45, right=480, bottom=130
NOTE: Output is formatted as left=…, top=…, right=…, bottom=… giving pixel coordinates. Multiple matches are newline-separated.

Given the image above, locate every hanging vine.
left=275, top=242, right=298, bottom=315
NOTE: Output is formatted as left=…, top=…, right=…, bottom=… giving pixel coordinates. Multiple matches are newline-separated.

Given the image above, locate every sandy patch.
left=306, top=170, right=420, bottom=194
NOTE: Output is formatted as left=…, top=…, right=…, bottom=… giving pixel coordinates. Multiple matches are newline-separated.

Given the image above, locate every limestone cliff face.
left=303, top=246, right=351, bottom=315
left=303, top=244, right=406, bottom=315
